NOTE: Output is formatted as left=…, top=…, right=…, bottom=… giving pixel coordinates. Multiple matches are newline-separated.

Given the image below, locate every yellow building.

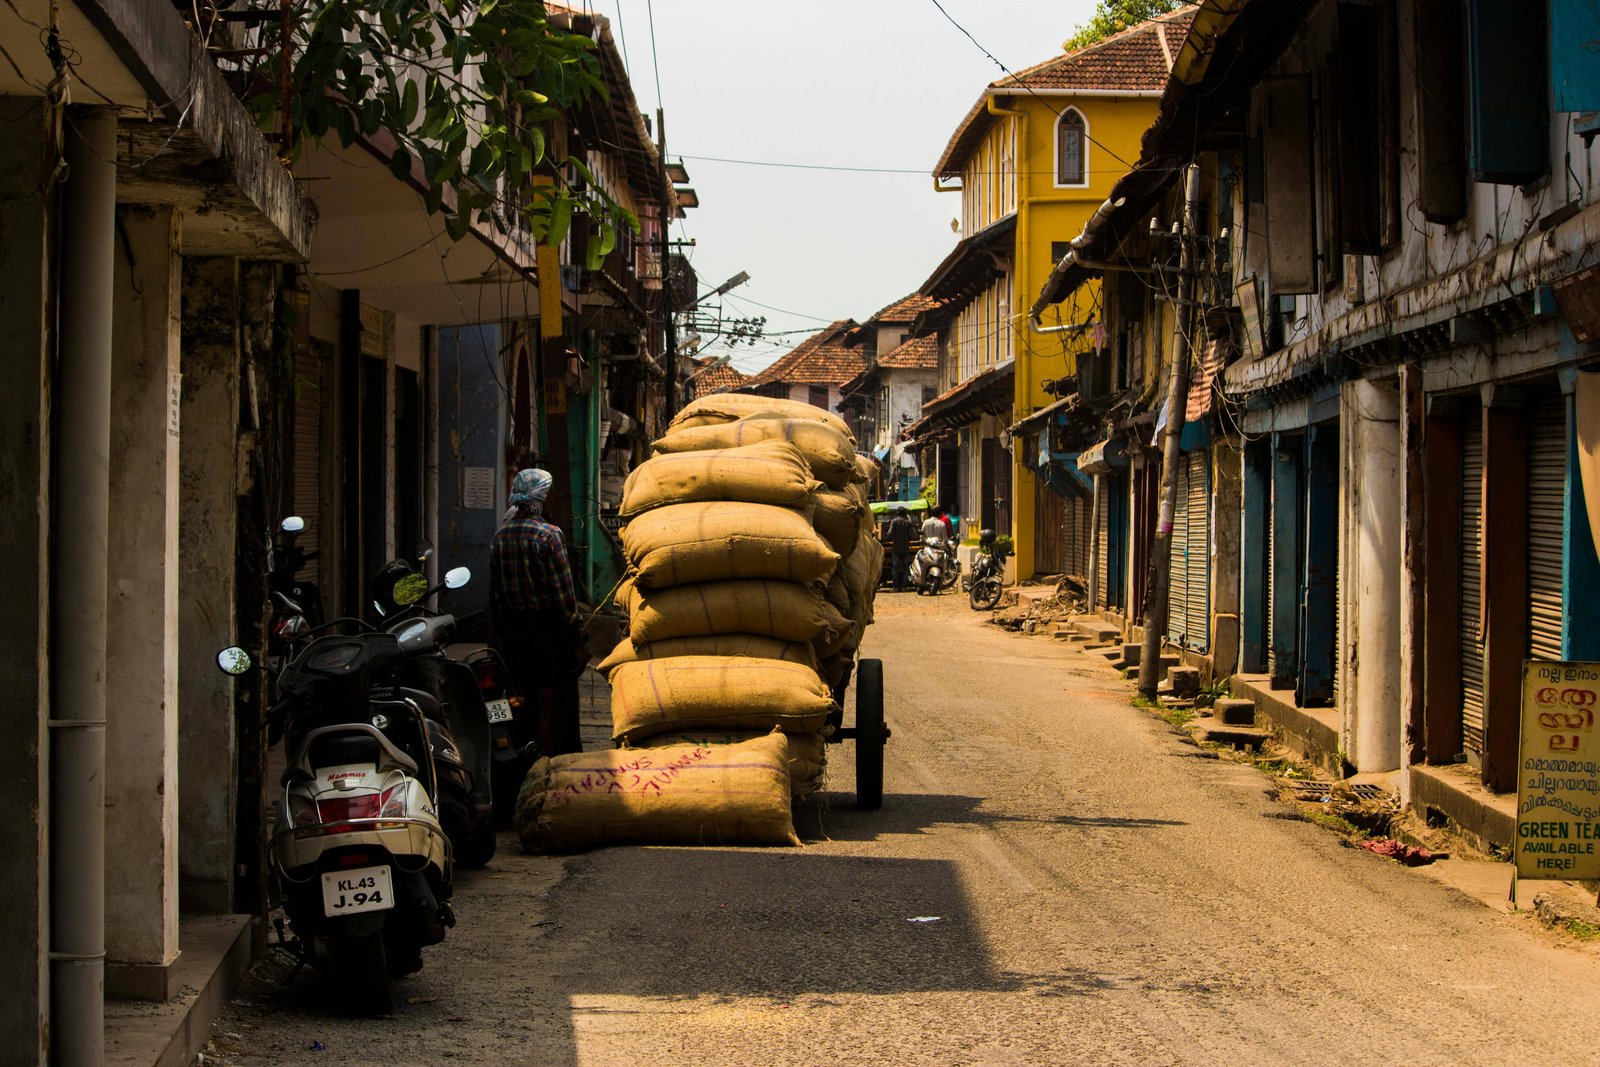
left=913, top=8, right=1191, bottom=579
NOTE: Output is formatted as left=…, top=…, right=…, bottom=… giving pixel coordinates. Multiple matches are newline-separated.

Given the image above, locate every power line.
left=722, top=291, right=842, bottom=324
left=682, top=153, right=926, bottom=175
left=644, top=0, right=664, bottom=113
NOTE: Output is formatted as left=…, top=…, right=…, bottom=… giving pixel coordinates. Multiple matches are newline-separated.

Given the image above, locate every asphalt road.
left=206, top=591, right=1600, bottom=1066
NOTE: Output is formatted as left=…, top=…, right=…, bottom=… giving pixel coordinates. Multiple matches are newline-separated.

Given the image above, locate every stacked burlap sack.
left=515, top=396, right=881, bottom=853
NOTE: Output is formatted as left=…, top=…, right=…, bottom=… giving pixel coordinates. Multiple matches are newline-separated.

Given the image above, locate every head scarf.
left=502, top=468, right=553, bottom=524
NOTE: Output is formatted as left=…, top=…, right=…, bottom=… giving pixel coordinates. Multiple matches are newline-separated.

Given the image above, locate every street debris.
left=989, top=574, right=1088, bottom=633
left=1359, top=838, right=1437, bottom=866
left=906, top=916, right=944, bottom=923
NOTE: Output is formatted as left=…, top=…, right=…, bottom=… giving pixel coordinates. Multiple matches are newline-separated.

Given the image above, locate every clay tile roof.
left=935, top=6, right=1198, bottom=178
left=691, top=358, right=748, bottom=398
left=876, top=334, right=939, bottom=370
left=872, top=292, right=943, bottom=324
left=741, top=320, right=866, bottom=389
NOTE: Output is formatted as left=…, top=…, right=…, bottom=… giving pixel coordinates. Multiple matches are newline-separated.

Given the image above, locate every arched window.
left=1057, top=109, right=1088, bottom=187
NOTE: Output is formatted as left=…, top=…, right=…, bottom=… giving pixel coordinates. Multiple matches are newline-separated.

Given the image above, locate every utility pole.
left=657, top=107, right=679, bottom=422
left=1139, top=164, right=1203, bottom=699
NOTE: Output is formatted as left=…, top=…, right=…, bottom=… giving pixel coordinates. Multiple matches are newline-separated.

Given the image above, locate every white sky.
left=581, top=0, right=1102, bottom=374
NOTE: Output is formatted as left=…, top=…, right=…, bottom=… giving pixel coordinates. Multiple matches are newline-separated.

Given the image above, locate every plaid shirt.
left=489, top=515, right=577, bottom=621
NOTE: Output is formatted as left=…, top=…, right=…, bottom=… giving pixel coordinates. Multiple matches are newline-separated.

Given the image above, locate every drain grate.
left=1278, top=779, right=1392, bottom=802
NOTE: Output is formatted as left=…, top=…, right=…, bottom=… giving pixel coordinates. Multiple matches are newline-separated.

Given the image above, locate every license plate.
left=321, top=865, right=394, bottom=916
left=486, top=699, right=513, bottom=724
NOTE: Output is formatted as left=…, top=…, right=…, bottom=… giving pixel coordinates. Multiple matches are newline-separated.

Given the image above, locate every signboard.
left=1514, top=660, right=1600, bottom=882
left=461, top=466, right=496, bottom=511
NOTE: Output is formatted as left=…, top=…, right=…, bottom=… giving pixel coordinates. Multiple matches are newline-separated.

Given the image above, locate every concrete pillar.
left=104, top=207, right=182, bottom=998
left=52, top=105, right=117, bottom=1067
left=0, top=95, right=54, bottom=1067
left=1346, top=380, right=1403, bottom=772
left=1210, top=438, right=1243, bottom=677
left=178, top=257, right=240, bottom=912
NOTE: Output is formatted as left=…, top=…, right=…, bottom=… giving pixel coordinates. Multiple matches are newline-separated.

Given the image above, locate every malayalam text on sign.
left=1514, top=660, right=1600, bottom=881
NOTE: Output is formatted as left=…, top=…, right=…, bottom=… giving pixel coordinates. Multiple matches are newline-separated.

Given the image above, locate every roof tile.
left=741, top=320, right=866, bottom=389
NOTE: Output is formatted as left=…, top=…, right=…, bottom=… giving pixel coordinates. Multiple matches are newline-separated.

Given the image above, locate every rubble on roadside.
left=989, top=574, right=1088, bottom=633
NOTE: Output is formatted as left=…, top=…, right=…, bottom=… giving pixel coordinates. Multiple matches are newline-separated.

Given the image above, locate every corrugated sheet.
left=1529, top=394, right=1567, bottom=661
left=1461, top=416, right=1485, bottom=755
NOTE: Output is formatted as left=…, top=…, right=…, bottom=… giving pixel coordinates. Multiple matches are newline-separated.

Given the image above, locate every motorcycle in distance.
left=908, top=535, right=961, bottom=596
left=369, top=558, right=501, bottom=866
left=212, top=575, right=475, bottom=1015
left=966, top=528, right=1011, bottom=611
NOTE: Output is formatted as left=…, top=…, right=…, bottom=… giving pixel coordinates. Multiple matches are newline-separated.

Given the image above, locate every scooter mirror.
left=216, top=646, right=253, bottom=675
left=392, top=571, right=428, bottom=606
left=280, top=516, right=305, bottom=534
left=444, top=566, right=471, bottom=589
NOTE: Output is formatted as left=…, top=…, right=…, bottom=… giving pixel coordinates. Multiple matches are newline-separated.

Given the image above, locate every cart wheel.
left=854, top=658, right=885, bottom=810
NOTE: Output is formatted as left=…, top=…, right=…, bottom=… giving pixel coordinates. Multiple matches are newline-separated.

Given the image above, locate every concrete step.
left=1213, top=697, right=1257, bottom=726
left=1121, top=656, right=1183, bottom=683
left=1167, top=665, right=1201, bottom=699
left=1194, top=722, right=1272, bottom=751
left=1073, top=619, right=1122, bottom=644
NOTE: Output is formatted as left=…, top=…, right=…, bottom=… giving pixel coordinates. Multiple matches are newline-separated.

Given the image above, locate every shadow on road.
left=544, top=847, right=1011, bottom=999
left=794, top=791, right=1187, bottom=842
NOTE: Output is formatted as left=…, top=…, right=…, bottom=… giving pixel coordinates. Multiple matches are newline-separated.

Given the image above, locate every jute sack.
left=619, top=441, right=818, bottom=518
left=670, top=393, right=854, bottom=440
left=609, top=655, right=835, bottom=743
left=812, top=599, right=857, bottom=659
left=639, top=728, right=829, bottom=796
left=843, top=529, right=882, bottom=628
left=622, top=501, right=838, bottom=589
left=812, top=488, right=864, bottom=556
left=823, top=571, right=851, bottom=616
left=653, top=417, right=860, bottom=490
left=596, top=634, right=819, bottom=677
left=624, top=579, right=835, bottom=645
left=514, top=733, right=799, bottom=853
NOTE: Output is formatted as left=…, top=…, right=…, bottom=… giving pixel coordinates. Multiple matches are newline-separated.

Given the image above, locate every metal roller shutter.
left=1461, top=416, right=1485, bottom=755
left=1167, top=455, right=1192, bottom=644
left=1528, top=394, right=1567, bottom=662
left=1267, top=478, right=1276, bottom=677
left=1185, top=455, right=1210, bottom=650
left=1097, top=477, right=1112, bottom=607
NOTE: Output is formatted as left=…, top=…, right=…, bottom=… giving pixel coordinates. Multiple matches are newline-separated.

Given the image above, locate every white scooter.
left=215, top=568, right=473, bottom=1014
left=908, top=536, right=960, bottom=596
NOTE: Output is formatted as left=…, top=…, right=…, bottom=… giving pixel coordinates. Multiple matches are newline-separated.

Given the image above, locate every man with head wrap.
left=489, top=468, right=589, bottom=756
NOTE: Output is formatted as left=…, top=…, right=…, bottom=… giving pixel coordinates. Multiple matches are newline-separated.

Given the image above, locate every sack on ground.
left=609, top=655, right=835, bottom=743
left=596, top=633, right=819, bottom=676
left=514, top=733, right=800, bottom=852
left=619, top=441, right=818, bottom=517
left=653, top=417, right=860, bottom=490
left=622, top=501, right=838, bottom=589
left=670, top=393, right=854, bottom=440
left=640, top=728, right=829, bottom=796
left=812, top=488, right=864, bottom=556
left=625, top=579, right=835, bottom=645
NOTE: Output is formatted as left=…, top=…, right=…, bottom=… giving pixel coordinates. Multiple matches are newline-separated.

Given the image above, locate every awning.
left=1079, top=437, right=1130, bottom=474
left=873, top=445, right=891, bottom=461
left=1008, top=393, right=1079, bottom=437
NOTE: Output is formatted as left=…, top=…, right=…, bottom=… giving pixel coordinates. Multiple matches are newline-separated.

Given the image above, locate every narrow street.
left=208, top=595, right=1600, bottom=1066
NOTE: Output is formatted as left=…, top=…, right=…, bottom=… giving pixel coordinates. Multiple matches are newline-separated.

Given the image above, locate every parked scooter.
left=369, top=560, right=499, bottom=867
left=966, top=528, right=1010, bottom=610
left=908, top=536, right=960, bottom=596
left=267, top=517, right=319, bottom=668
left=215, top=613, right=465, bottom=1015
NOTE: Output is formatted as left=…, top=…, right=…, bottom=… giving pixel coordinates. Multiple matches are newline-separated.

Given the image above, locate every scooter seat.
left=305, top=729, right=420, bottom=777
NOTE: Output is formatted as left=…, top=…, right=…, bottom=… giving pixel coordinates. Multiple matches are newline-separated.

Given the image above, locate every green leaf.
left=547, top=195, right=573, bottom=247
left=389, top=145, right=413, bottom=181
left=401, top=78, right=419, bottom=127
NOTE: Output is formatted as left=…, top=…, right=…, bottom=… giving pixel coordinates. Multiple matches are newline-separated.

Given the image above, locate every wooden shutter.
left=1466, top=0, right=1549, bottom=185
left=292, top=346, right=325, bottom=582
left=1261, top=76, right=1318, bottom=294
left=1413, top=0, right=1467, bottom=223
left=1336, top=2, right=1383, bottom=255
left=1461, top=417, right=1486, bottom=755
left=1528, top=395, right=1568, bottom=661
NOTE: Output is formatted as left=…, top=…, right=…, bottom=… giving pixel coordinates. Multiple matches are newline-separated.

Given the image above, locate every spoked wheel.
left=333, top=932, right=393, bottom=1016
left=970, top=576, right=1004, bottom=611
left=854, top=658, right=886, bottom=810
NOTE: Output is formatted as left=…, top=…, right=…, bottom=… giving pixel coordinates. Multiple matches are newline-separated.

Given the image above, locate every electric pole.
left=657, top=107, right=679, bottom=422
left=1139, top=164, right=1203, bottom=699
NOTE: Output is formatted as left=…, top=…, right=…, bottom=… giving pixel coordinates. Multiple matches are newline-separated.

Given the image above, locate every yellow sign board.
left=1514, top=661, right=1600, bottom=881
